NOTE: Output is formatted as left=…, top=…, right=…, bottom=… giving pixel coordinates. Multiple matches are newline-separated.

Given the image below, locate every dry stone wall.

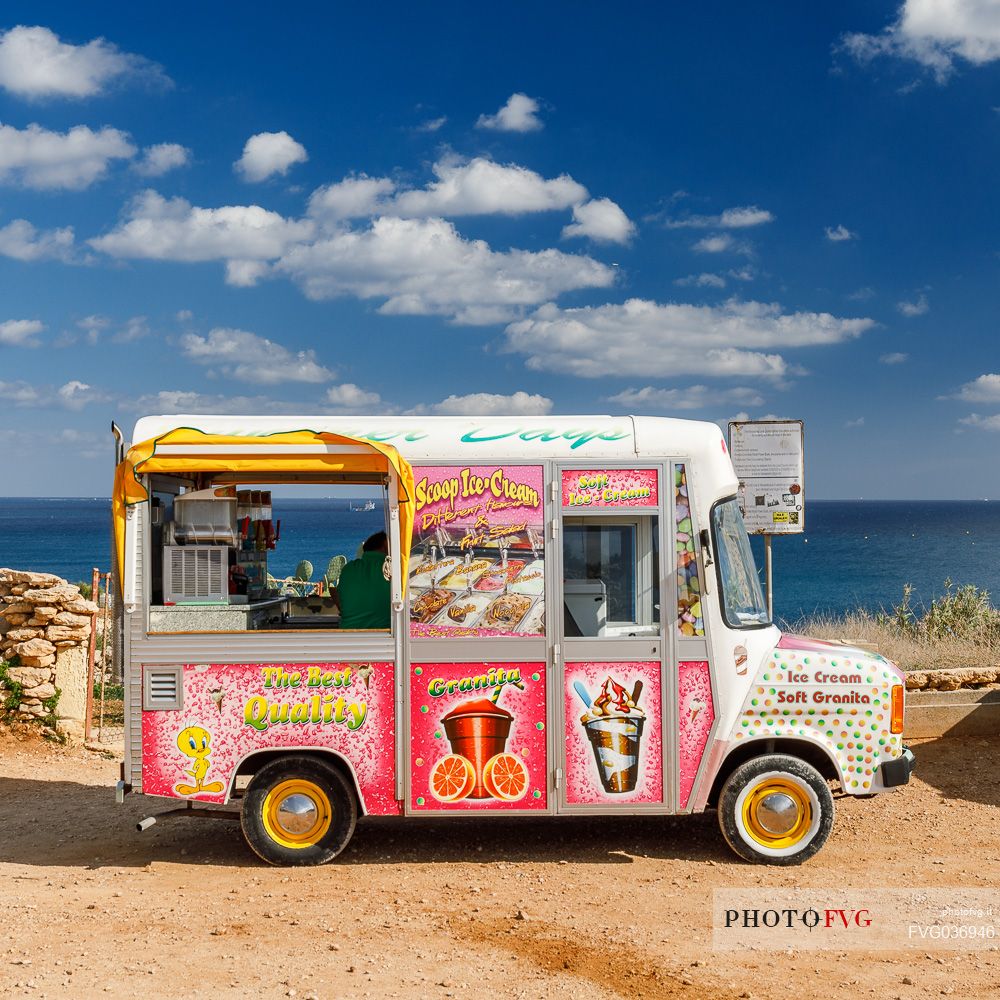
left=0, top=568, right=97, bottom=736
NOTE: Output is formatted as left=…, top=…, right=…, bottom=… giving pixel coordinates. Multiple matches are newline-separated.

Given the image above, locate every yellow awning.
left=113, top=426, right=414, bottom=595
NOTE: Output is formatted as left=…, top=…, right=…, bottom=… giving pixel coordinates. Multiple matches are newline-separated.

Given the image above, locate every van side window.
left=562, top=518, right=659, bottom=638
left=675, top=465, right=704, bottom=637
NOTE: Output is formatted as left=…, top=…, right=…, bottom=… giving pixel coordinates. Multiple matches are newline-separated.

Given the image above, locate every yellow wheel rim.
left=741, top=777, right=812, bottom=850
left=261, top=779, right=332, bottom=849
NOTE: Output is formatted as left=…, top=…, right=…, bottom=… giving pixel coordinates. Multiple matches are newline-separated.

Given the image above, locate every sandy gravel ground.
left=1, top=731, right=999, bottom=999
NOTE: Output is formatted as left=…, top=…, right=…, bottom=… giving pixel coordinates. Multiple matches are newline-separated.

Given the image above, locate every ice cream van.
left=112, top=414, right=914, bottom=866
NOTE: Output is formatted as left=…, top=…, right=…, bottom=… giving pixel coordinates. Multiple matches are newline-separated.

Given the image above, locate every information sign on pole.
left=727, top=420, right=805, bottom=621
left=727, top=420, right=805, bottom=535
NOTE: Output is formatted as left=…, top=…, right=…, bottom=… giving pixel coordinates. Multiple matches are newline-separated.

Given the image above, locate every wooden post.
left=84, top=566, right=99, bottom=742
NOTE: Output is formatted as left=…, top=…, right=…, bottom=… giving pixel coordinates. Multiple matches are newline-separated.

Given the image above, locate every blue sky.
left=1, top=2, right=999, bottom=498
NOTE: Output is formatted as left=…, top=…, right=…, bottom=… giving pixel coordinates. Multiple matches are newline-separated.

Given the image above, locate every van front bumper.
left=878, top=746, right=915, bottom=788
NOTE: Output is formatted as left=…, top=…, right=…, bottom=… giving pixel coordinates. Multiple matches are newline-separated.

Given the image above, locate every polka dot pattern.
left=734, top=644, right=903, bottom=793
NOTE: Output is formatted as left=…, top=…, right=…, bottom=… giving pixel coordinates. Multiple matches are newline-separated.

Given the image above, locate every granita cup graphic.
left=576, top=677, right=646, bottom=794
left=442, top=698, right=513, bottom=798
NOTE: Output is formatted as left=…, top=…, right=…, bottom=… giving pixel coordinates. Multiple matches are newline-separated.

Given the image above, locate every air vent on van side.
left=143, top=665, right=183, bottom=711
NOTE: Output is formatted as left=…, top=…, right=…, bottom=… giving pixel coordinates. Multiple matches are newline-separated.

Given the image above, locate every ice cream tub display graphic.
left=410, top=465, right=545, bottom=638
left=561, top=469, right=659, bottom=509
left=564, top=662, right=663, bottom=805
left=409, top=661, right=547, bottom=811
left=140, top=661, right=399, bottom=814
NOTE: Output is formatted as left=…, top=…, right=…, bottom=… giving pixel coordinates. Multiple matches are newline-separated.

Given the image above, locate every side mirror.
left=699, top=528, right=713, bottom=569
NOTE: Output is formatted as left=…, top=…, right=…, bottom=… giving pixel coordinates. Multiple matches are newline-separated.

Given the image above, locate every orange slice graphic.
left=429, top=754, right=475, bottom=803
left=482, top=752, right=529, bottom=802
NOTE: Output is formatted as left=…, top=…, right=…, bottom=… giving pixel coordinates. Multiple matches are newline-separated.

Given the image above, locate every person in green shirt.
left=335, top=531, right=391, bottom=629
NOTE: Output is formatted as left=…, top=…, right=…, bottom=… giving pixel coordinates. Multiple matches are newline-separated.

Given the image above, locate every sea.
left=1, top=498, right=998, bottom=624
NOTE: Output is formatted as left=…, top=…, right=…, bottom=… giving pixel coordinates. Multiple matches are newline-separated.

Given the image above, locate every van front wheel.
left=241, top=756, right=357, bottom=866
left=718, top=754, right=833, bottom=865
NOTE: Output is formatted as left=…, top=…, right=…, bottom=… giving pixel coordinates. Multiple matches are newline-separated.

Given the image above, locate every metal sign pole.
left=764, top=534, right=773, bottom=621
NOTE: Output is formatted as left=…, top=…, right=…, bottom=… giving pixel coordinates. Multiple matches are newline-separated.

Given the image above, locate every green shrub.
left=876, top=579, right=1000, bottom=647
left=0, top=658, right=24, bottom=715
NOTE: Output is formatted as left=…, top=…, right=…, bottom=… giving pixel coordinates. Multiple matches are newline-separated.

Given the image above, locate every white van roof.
left=130, top=413, right=732, bottom=465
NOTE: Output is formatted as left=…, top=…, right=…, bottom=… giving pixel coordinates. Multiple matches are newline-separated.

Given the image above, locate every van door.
left=672, top=462, right=719, bottom=814
left=555, top=465, right=671, bottom=811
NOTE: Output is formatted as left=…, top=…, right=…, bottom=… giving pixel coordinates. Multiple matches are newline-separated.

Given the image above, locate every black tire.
left=718, top=754, right=834, bottom=866
left=240, top=755, right=357, bottom=866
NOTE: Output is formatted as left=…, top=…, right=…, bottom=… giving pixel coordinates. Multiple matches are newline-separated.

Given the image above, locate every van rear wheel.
left=718, top=754, right=833, bottom=865
left=241, top=756, right=357, bottom=866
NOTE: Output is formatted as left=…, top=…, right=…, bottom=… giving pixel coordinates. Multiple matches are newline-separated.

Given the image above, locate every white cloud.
left=825, top=224, right=856, bottom=242
left=562, top=198, right=635, bottom=244
left=606, top=385, right=765, bottom=410
left=844, top=417, right=865, bottom=428
left=414, top=391, right=554, bottom=416
left=180, top=327, right=334, bottom=384
left=476, top=93, right=543, bottom=132
left=325, top=383, right=383, bottom=408
left=416, top=116, right=447, bottom=132
left=128, top=389, right=307, bottom=415
left=77, top=314, right=109, bottom=345
left=675, top=272, right=726, bottom=288
left=880, top=351, right=909, bottom=364
left=277, top=215, right=614, bottom=322
left=224, top=259, right=272, bottom=287
left=0, top=318, right=45, bottom=347
left=666, top=205, right=774, bottom=229
left=848, top=286, right=875, bottom=301
left=308, top=175, right=396, bottom=221
left=897, top=293, right=929, bottom=316
left=960, top=413, right=1000, bottom=431
left=0, top=122, right=135, bottom=189
left=114, top=316, right=150, bottom=343
left=57, top=379, right=108, bottom=409
left=391, top=157, right=585, bottom=218
left=693, top=234, right=736, bottom=253
left=134, top=142, right=190, bottom=177
left=503, top=298, right=875, bottom=379
left=91, top=186, right=614, bottom=321
left=842, top=0, right=1000, bottom=81
left=235, top=131, right=308, bottom=182
left=0, top=380, right=43, bottom=404
left=0, top=219, right=76, bottom=262
left=719, top=206, right=773, bottom=228
left=0, top=25, right=169, bottom=99
left=0, top=377, right=107, bottom=408
left=90, top=190, right=315, bottom=276
left=955, top=373, right=1000, bottom=403
left=309, top=157, right=587, bottom=222
left=61, top=314, right=147, bottom=347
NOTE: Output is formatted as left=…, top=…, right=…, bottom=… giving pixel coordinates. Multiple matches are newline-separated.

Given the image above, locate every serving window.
left=561, top=517, right=660, bottom=637
left=145, top=475, right=398, bottom=634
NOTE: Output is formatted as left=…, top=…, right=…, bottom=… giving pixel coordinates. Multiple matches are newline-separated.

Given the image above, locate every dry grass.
left=790, top=609, right=1000, bottom=671
left=790, top=581, right=1000, bottom=672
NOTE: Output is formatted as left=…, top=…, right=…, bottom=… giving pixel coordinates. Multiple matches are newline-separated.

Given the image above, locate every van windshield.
left=712, top=498, right=769, bottom=627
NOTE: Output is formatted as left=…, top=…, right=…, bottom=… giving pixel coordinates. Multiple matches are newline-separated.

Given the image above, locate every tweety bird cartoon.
left=173, top=725, right=225, bottom=795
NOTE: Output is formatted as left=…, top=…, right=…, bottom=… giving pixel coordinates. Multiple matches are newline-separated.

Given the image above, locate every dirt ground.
left=1, top=732, right=999, bottom=1000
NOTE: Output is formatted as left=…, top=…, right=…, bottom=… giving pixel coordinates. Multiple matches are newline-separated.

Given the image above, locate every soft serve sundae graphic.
left=574, top=677, right=646, bottom=793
